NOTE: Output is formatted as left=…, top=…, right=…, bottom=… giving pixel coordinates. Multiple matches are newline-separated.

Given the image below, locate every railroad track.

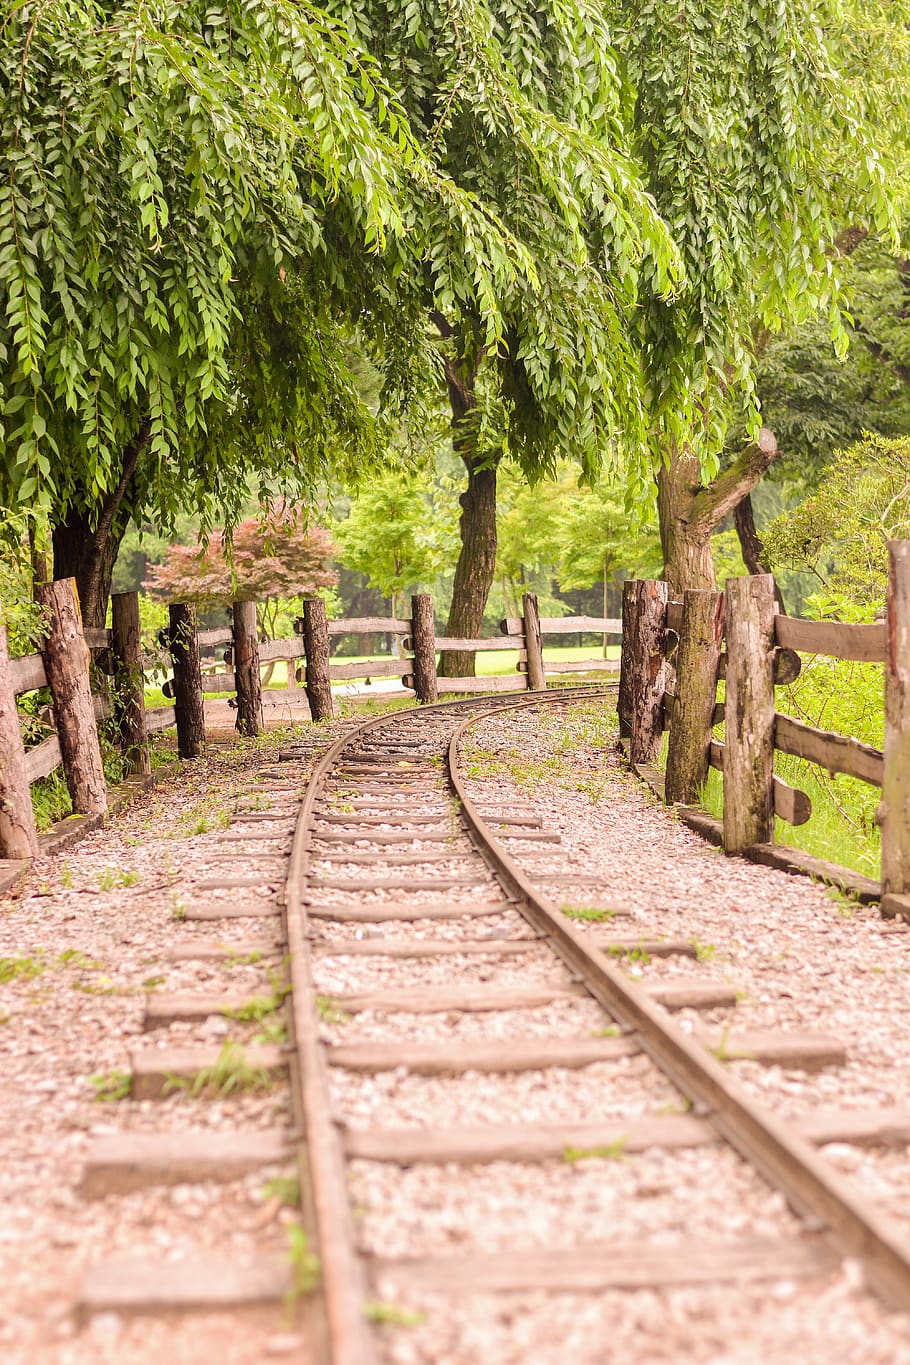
left=74, top=688, right=910, bottom=1361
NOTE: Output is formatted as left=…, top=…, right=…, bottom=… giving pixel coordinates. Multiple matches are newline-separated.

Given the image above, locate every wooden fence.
left=0, top=583, right=618, bottom=860
left=618, top=543, right=910, bottom=911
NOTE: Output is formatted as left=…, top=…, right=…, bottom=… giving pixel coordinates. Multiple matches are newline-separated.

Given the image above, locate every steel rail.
left=449, top=698, right=910, bottom=1312
left=284, top=686, right=608, bottom=1364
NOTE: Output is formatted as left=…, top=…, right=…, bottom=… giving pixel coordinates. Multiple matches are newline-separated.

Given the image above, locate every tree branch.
left=94, top=417, right=153, bottom=552
left=688, top=427, right=779, bottom=533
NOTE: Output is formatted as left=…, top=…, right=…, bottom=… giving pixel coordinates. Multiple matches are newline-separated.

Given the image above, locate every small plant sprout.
left=0, top=954, right=46, bottom=985
left=165, top=1041, right=274, bottom=1097
left=286, top=1225, right=320, bottom=1300
left=560, top=905, right=618, bottom=923
left=263, top=1173, right=301, bottom=1208
left=691, top=940, right=716, bottom=962
left=91, top=1069, right=131, bottom=1102
left=563, top=1138, right=627, bottom=1163
left=364, top=1301, right=426, bottom=1328
left=316, top=995, right=349, bottom=1025
left=96, top=867, right=140, bottom=891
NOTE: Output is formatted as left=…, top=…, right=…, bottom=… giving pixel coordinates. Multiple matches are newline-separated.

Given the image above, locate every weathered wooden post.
left=628, top=580, right=669, bottom=765
left=665, top=589, right=725, bottom=804
left=617, top=579, right=637, bottom=739
left=302, top=597, right=335, bottom=721
left=522, top=592, right=546, bottom=691
left=232, top=600, right=262, bottom=737
left=37, top=577, right=108, bottom=814
left=0, top=622, right=39, bottom=858
left=410, top=594, right=438, bottom=704
left=111, top=591, right=150, bottom=777
left=168, top=602, right=205, bottom=759
left=881, top=541, right=910, bottom=899
left=723, top=574, right=776, bottom=854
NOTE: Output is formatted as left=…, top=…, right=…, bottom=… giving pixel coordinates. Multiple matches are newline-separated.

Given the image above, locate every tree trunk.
left=657, top=448, right=717, bottom=595
left=657, top=431, right=779, bottom=595
left=733, top=494, right=787, bottom=613
left=439, top=456, right=498, bottom=677
left=37, top=578, right=108, bottom=814
left=51, top=420, right=151, bottom=629
left=0, top=621, right=40, bottom=858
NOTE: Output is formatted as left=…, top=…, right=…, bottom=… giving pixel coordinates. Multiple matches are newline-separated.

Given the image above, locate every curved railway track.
left=75, top=688, right=910, bottom=1362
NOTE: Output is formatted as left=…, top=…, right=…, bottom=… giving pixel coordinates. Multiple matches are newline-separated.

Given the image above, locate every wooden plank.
left=345, top=1114, right=714, bottom=1164
left=329, top=659, right=405, bottom=680
left=314, top=937, right=540, bottom=958
left=882, top=540, right=910, bottom=894
left=774, top=713, right=883, bottom=787
left=543, top=659, right=620, bottom=674
left=193, top=875, right=280, bottom=891
left=882, top=893, right=910, bottom=922
left=328, top=616, right=410, bottom=636
left=666, top=589, right=724, bottom=805
left=797, top=1107, right=910, bottom=1147
left=258, top=689, right=311, bottom=710
left=184, top=901, right=281, bottom=921
left=666, top=600, right=684, bottom=632
left=38, top=578, right=108, bottom=815
left=312, top=830, right=467, bottom=845
left=723, top=575, right=776, bottom=853
left=305, top=900, right=513, bottom=922
left=327, top=982, right=586, bottom=1013
left=410, top=675, right=523, bottom=694
left=775, top=614, right=886, bottom=662
left=369, top=1236, right=835, bottom=1295
left=649, top=982, right=738, bottom=1011
left=23, top=734, right=62, bottom=783
left=9, top=652, right=47, bottom=695
left=164, top=939, right=281, bottom=961
left=78, top=1254, right=289, bottom=1319
left=629, top=580, right=668, bottom=765
left=145, top=705, right=176, bottom=734
left=129, top=1043, right=285, bottom=1099
left=302, top=597, right=335, bottom=720
left=197, top=627, right=234, bottom=647
left=702, top=1029, right=846, bottom=1071
left=308, top=874, right=490, bottom=891
left=83, top=627, right=112, bottom=649
left=501, top=616, right=622, bottom=636
left=328, top=1035, right=637, bottom=1074
left=80, top=1129, right=291, bottom=1197
left=744, top=842, right=881, bottom=902
left=708, top=739, right=812, bottom=826
left=313, top=850, right=476, bottom=866
left=434, top=636, right=523, bottom=651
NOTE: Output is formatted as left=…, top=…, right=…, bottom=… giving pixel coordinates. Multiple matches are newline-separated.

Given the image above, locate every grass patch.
left=0, top=953, right=46, bottom=985
left=316, top=994, right=349, bottom=1025
left=560, top=905, right=618, bottom=923
left=165, top=1041, right=274, bottom=1097
left=364, top=1301, right=426, bottom=1328
left=96, top=867, right=140, bottom=891
left=286, top=1225, right=320, bottom=1300
left=263, top=1173, right=301, bottom=1208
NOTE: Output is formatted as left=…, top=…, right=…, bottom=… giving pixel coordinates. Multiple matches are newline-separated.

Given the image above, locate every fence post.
left=0, top=621, right=39, bottom=858
left=111, top=591, right=151, bottom=777
left=723, top=574, right=776, bottom=854
left=232, top=600, right=262, bottom=737
left=169, top=602, right=205, bottom=759
left=882, top=541, right=910, bottom=897
left=36, top=577, right=108, bottom=814
left=522, top=592, right=546, bottom=691
left=302, top=598, right=335, bottom=721
left=410, top=594, right=438, bottom=704
left=628, top=580, right=668, bottom=765
left=617, top=580, right=637, bottom=739
left=665, top=589, right=725, bottom=804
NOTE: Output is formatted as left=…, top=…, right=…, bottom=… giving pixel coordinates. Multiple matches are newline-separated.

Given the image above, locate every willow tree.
left=329, top=0, right=683, bottom=672
left=621, top=0, right=910, bottom=591
left=0, top=0, right=551, bottom=626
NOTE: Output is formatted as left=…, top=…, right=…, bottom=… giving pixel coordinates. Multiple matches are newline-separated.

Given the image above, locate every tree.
left=0, top=0, right=554, bottom=625
left=144, top=512, right=338, bottom=637
left=622, top=0, right=910, bottom=591
left=332, top=472, right=459, bottom=625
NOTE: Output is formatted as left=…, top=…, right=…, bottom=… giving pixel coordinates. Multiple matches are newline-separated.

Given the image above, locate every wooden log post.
left=628, top=580, right=669, bottom=765
left=168, top=602, right=205, bottom=759
left=617, top=580, right=637, bottom=739
left=0, top=621, right=39, bottom=858
left=881, top=541, right=910, bottom=897
left=522, top=592, right=546, bottom=691
left=302, top=598, right=335, bottom=721
left=232, top=600, right=263, bottom=738
left=723, top=574, right=776, bottom=855
left=37, top=577, right=108, bottom=814
left=665, top=590, right=725, bottom=805
left=111, top=591, right=151, bottom=777
left=410, top=594, right=438, bottom=704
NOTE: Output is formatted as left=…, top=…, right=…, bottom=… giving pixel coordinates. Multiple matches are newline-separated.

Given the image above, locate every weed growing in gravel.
left=227, top=980, right=290, bottom=1024
left=0, top=954, right=45, bottom=985
left=364, top=1301, right=426, bottom=1328
left=589, top=1025, right=621, bottom=1038
left=58, top=861, right=74, bottom=890
left=96, top=867, right=140, bottom=891
left=166, top=1041, right=274, bottom=1097
left=222, top=949, right=264, bottom=967
left=560, top=905, right=618, bottom=923
left=691, top=940, right=716, bottom=962
left=171, top=894, right=186, bottom=921
left=58, top=949, right=105, bottom=972
left=90, top=1069, right=131, bottom=1101
left=286, top=1225, right=320, bottom=1299
left=263, top=1173, right=300, bottom=1208
left=607, top=944, right=651, bottom=966
left=184, top=811, right=231, bottom=836
left=143, top=975, right=167, bottom=990
left=254, top=1018, right=288, bottom=1045
left=563, top=1139, right=627, bottom=1163
left=316, top=994, right=349, bottom=1025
